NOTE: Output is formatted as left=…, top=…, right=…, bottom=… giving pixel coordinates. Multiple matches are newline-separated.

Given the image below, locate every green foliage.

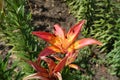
left=66, top=0, right=117, bottom=53
left=106, top=3, right=120, bottom=76
left=62, top=68, right=93, bottom=80
left=0, top=0, right=40, bottom=58
left=0, top=0, right=43, bottom=79
left=0, top=0, right=4, bottom=11
left=0, top=53, right=24, bottom=80
left=0, top=0, right=48, bottom=61
left=66, top=0, right=120, bottom=79
left=106, top=41, right=120, bottom=77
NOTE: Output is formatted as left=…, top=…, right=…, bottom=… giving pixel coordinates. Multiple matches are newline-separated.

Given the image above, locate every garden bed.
left=0, top=0, right=119, bottom=80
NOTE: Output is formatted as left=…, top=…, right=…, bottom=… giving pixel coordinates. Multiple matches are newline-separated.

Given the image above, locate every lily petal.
left=23, top=73, right=49, bottom=80
left=68, top=64, right=80, bottom=70
left=73, top=38, right=102, bottom=49
left=27, top=61, right=48, bottom=73
left=53, top=56, right=68, bottom=73
left=32, top=31, right=54, bottom=42
left=67, top=20, right=85, bottom=45
left=51, top=54, right=62, bottom=61
left=32, top=31, right=63, bottom=48
left=54, top=24, right=65, bottom=39
left=41, top=57, right=56, bottom=74
left=66, top=52, right=78, bottom=65
left=39, top=46, right=61, bottom=58
left=54, top=72, right=62, bottom=80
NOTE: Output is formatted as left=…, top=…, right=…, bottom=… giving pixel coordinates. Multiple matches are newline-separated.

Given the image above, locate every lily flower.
left=32, top=20, right=102, bottom=57
left=51, top=50, right=83, bottom=70
left=23, top=56, right=68, bottom=80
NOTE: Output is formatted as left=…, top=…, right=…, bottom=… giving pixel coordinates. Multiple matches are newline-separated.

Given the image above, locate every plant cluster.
left=0, top=52, right=24, bottom=80
left=66, top=0, right=120, bottom=78
left=23, top=20, right=102, bottom=80
left=0, top=0, right=41, bottom=79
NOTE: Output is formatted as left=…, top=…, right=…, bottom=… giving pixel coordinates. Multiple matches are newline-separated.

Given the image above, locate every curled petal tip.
left=54, top=72, right=62, bottom=80
left=68, top=64, right=79, bottom=70
left=74, top=38, right=103, bottom=49
left=98, top=42, right=103, bottom=46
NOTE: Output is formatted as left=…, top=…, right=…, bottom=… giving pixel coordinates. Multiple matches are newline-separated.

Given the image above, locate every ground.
left=27, top=0, right=76, bottom=32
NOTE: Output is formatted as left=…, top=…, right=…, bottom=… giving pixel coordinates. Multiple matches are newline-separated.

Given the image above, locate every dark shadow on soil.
left=26, top=0, right=77, bottom=32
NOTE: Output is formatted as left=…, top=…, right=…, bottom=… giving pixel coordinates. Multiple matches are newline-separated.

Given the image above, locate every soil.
left=27, top=0, right=77, bottom=32
left=93, top=64, right=119, bottom=80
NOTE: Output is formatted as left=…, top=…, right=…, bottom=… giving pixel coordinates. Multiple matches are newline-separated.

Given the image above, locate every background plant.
left=0, top=52, right=24, bottom=80
left=106, top=1, right=120, bottom=76
left=0, top=0, right=44, bottom=79
left=66, top=0, right=120, bottom=79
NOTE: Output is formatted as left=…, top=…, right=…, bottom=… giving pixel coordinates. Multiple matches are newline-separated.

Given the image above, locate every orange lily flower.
left=32, top=20, right=102, bottom=57
left=23, top=56, right=68, bottom=80
left=51, top=50, right=83, bottom=70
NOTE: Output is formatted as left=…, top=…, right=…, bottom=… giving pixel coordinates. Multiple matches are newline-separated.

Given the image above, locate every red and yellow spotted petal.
left=67, top=20, right=85, bottom=45
left=74, top=38, right=102, bottom=49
